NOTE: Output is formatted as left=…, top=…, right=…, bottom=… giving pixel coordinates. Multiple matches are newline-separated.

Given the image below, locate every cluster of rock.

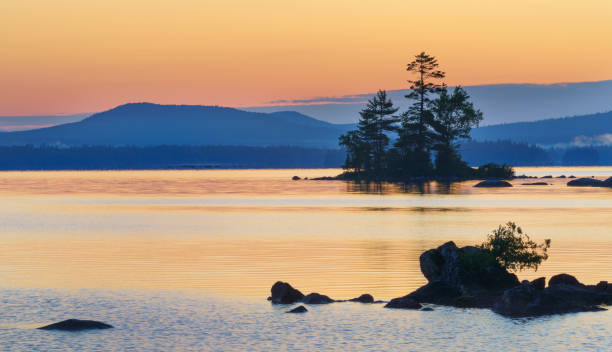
left=394, top=241, right=611, bottom=317
left=475, top=176, right=612, bottom=188
left=271, top=242, right=611, bottom=318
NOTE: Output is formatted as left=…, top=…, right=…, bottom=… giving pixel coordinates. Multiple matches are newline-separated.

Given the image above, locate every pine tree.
left=395, top=52, right=445, bottom=176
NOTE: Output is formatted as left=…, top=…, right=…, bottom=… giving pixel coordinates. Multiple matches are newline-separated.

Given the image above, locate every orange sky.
left=1, top=0, right=611, bottom=115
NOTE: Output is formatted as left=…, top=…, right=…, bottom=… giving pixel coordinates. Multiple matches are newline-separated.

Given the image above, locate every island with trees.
left=338, top=52, right=513, bottom=181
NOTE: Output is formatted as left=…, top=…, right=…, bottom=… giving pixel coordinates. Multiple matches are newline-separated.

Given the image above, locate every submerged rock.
left=349, top=294, right=374, bottom=303
left=384, top=296, right=422, bottom=309
left=474, top=179, right=512, bottom=188
left=522, top=182, right=548, bottom=186
left=270, top=281, right=304, bottom=304
left=302, top=292, right=334, bottom=304
left=291, top=176, right=301, bottom=180
left=567, top=178, right=605, bottom=187
left=38, top=319, right=113, bottom=331
left=420, top=307, right=434, bottom=311
left=286, top=305, right=308, bottom=313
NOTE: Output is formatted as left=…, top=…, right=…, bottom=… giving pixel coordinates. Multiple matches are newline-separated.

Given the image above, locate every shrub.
left=480, top=222, right=551, bottom=272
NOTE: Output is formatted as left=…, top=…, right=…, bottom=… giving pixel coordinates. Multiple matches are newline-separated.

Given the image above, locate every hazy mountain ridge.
left=0, top=103, right=352, bottom=148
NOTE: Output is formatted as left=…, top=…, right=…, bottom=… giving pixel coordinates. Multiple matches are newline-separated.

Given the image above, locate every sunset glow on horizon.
left=1, top=0, right=611, bottom=115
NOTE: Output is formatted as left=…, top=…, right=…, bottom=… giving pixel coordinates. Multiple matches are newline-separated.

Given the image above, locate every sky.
left=1, top=0, right=611, bottom=115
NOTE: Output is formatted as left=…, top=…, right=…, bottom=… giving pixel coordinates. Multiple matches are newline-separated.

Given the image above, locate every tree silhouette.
left=395, top=52, right=446, bottom=176
left=358, top=90, right=398, bottom=174
left=429, top=87, right=483, bottom=176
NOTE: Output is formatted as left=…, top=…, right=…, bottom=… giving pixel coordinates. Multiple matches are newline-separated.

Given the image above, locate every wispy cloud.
left=266, top=94, right=371, bottom=105
left=572, top=133, right=612, bottom=147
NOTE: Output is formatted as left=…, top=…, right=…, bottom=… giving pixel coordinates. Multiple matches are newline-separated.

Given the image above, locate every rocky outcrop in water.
left=384, top=296, right=422, bottom=309
left=38, top=319, right=113, bottom=331
left=302, top=293, right=334, bottom=304
left=474, top=179, right=512, bottom=187
left=349, top=294, right=374, bottom=303
left=493, top=274, right=612, bottom=317
left=401, top=241, right=519, bottom=308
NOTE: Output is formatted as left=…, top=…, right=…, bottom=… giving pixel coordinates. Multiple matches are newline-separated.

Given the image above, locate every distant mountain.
left=0, top=103, right=353, bottom=148
left=247, top=80, right=612, bottom=125
left=471, top=111, right=612, bottom=147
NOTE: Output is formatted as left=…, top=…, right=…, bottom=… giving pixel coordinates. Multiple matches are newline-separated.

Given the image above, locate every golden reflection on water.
left=0, top=168, right=611, bottom=299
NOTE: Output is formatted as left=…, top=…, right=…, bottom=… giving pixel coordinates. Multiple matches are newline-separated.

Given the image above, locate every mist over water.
left=0, top=168, right=610, bottom=350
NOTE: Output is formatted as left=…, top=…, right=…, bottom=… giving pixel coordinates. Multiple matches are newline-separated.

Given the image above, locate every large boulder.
left=549, top=273, right=583, bottom=287
left=474, top=179, right=512, bottom=188
left=567, top=178, right=605, bottom=187
left=38, top=319, right=113, bottom=331
left=270, top=281, right=304, bottom=304
left=397, top=241, right=519, bottom=308
left=302, top=292, right=334, bottom=304
left=493, top=279, right=611, bottom=317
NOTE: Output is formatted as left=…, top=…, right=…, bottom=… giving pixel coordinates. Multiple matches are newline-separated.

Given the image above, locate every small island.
left=336, top=52, right=514, bottom=182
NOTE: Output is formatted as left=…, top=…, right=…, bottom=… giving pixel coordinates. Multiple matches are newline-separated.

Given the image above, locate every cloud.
left=572, top=133, right=612, bottom=147
left=266, top=94, right=371, bottom=105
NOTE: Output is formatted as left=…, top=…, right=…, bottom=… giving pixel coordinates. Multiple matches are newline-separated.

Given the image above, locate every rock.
left=302, top=292, right=334, bottom=304
left=291, top=176, right=301, bottom=180
left=557, top=175, right=566, bottom=178
left=420, top=307, right=434, bottom=311
left=567, top=178, right=605, bottom=187
left=569, top=175, right=576, bottom=178
left=349, top=294, right=374, bottom=303
left=384, top=296, right=422, bottom=309
left=604, top=177, right=612, bottom=187
left=596, top=281, right=608, bottom=291
left=522, top=182, right=548, bottom=185
left=531, top=277, right=546, bottom=290
left=541, top=175, right=553, bottom=179
left=270, top=281, right=304, bottom=304
left=286, top=305, right=308, bottom=313
left=493, top=280, right=611, bottom=317
left=474, top=179, right=512, bottom=188
left=549, top=274, right=583, bottom=287
left=38, top=319, right=113, bottom=331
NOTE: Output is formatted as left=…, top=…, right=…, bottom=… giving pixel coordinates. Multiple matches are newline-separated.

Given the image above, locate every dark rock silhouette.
left=408, top=241, right=519, bottom=308
left=567, top=178, right=605, bottom=187
left=286, top=305, right=308, bottom=313
left=549, top=273, right=583, bottom=287
left=474, top=179, right=512, bottom=187
left=522, top=182, right=548, bottom=185
left=302, top=293, right=334, bottom=304
left=291, top=176, right=301, bottom=180
left=531, top=277, right=546, bottom=290
left=270, top=281, right=304, bottom=304
left=493, top=277, right=611, bottom=317
left=541, top=175, right=553, bottom=179
left=384, top=296, right=422, bottom=309
left=38, top=319, right=113, bottom=331
left=349, top=294, right=374, bottom=303
left=604, top=176, right=612, bottom=187
left=420, top=307, right=434, bottom=311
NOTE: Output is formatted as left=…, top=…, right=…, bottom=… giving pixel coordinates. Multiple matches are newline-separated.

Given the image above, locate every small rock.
left=557, top=175, right=566, bottom=178
left=349, top=294, right=374, bottom=303
left=541, top=175, right=553, bottom=179
left=420, top=307, right=434, bottom=311
left=384, top=296, right=422, bottom=309
left=286, top=305, right=308, bottom=313
left=38, top=319, right=113, bottom=331
left=522, top=182, right=548, bottom=186
left=302, top=292, right=334, bottom=304
left=291, top=176, right=301, bottom=181
left=531, top=277, right=546, bottom=290
left=474, top=179, right=512, bottom=188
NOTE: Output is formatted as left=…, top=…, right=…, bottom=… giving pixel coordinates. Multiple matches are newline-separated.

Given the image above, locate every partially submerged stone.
left=38, top=319, right=113, bottom=331
left=349, top=294, right=374, bottom=303
left=474, top=179, right=512, bottom=188
left=567, top=178, right=605, bottom=187
left=286, top=305, right=308, bottom=313
left=384, top=296, right=422, bottom=309
left=302, top=292, right=334, bottom=304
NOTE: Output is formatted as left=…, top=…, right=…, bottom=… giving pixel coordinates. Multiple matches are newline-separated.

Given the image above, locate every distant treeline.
left=0, top=145, right=345, bottom=170
left=0, top=143, right=609, bottom=171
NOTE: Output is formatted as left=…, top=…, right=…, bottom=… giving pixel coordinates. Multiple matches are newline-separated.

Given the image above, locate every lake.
left=1, top=168, right=611, bottom=351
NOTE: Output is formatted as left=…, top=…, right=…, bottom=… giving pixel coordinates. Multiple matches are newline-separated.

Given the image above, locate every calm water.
left=0, top=168, right=611, bottom=351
